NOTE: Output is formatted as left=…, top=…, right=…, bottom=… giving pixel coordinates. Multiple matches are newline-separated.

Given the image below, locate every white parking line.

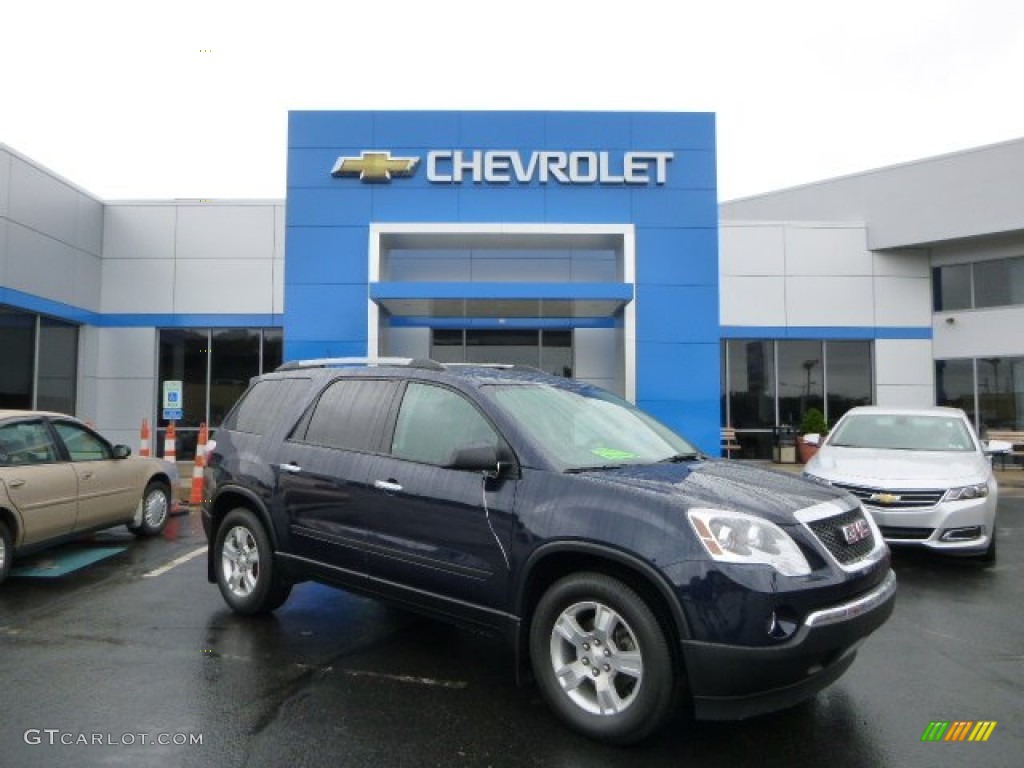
left=142, top=546, right=207, bottom=579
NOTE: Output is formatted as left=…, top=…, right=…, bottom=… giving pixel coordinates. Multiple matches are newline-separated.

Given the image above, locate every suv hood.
left=573, top=460, right=848, bottom=526
left=808, top=446, right=988, bottom=487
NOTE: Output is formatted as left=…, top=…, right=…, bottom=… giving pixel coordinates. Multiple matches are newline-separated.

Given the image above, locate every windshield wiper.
left=564, top=464, right=625, bottom=474
left=658, top=452, right=700, bottom=463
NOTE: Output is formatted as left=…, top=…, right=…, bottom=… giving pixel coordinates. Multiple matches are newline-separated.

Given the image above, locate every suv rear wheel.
left=215, top=508, right=292, bottom=614
left=529, top=572, right=676, bottom=744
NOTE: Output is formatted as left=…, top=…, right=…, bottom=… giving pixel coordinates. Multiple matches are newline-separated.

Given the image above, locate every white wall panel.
left=719, top=276, right=786, bottom=326
left=0, top=149, right=11, bottom=216
left=873, top=248, right=930, bottom=277
left=719, top=224, right=785, bottom=276
left=173, top=258, right=273, bottom=313
left=176, top=205, right=276, bottom=260
left=8, top=156, right=80, bottom=245
left=94, top=378, right=157, bottom=435
left=273, top=205, right=285, bottom=260
left=72, top=251, right=103, bottom=312
left=785, top=276, right=874, bottom=326
left=96, top=327, right=158, bottom=379
left=76, top=195, right=104, bottom=255
left=875, top=385, right=934, bottom=408
left=381, top=327, right=430, bottom=358
left=0, top=219, right=7, bottom=281
left=873, top=276, right=932, bottom=326
left=933, top=306, right=1024, bottom=359
left=103, top=205, right=176, bottom=260
left=574, top=328, right=621, bottom=380
left=102, top=259, right=175, bottom=313
left=5, top=222, right=79, bottom=304
left=875, top=339, right=934, bottom=386
left=784, top=225, right=871, bottom=276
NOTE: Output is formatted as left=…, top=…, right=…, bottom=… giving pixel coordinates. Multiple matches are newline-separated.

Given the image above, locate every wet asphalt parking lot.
left=1, top=483, right=1022, bottom=768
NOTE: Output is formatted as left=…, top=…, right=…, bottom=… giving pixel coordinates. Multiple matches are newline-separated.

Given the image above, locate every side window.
left=391, top=383, right=499, bottom=466
left=54, top=422, right=111, bottom=462
left=0, top=421, right=60, bottom=465
left=223, top=377, right=311, bottom=435
left=298, top=379, right=398, bottom=452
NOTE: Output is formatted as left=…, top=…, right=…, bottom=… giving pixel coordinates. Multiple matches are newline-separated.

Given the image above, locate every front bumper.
left=683, top=569, right=897, bottom=720
left=870, top=497, right=996, bottom=554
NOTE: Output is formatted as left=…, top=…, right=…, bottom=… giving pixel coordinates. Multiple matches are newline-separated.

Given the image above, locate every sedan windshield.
left=486, top=383, right=697, bottom=471
left=827, top=414, right=976, bottom=452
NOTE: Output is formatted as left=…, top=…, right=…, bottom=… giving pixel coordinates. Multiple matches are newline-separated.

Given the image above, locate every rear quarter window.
left=223, top=378, right=311, bottom=435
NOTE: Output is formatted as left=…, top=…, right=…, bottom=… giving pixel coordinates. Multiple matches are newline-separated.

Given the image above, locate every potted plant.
left=797, top=407, right=828, bottom=463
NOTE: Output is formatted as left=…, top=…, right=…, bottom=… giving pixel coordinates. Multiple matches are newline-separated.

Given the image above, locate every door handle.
left=9, top=479, right=25, bottom=488
left=373, top=480, right=403, bottom=493
left=279, top=463, right=302, bottom=474
left=81, top=471, right=95, bottom=480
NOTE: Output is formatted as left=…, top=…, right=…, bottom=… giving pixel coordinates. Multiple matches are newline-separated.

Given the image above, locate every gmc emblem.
left=841, top=519, right=872, bottom=545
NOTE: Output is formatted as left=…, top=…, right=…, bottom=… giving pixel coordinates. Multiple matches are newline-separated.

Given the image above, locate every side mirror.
left=984, top=439, right=1012, bottom=455
left=112, top=444, right=132, bottom=459
left=447, top=444, right=500, bottom=473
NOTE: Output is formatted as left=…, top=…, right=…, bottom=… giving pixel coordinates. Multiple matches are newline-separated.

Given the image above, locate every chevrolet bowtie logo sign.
left=868, top=492, right=902, bottom=505
left=330, top=151, right=420, bottom=182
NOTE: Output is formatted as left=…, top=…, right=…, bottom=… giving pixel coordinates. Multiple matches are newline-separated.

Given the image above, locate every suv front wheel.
left=215, top=508, right=292, bottom=614
left=529, top=572, right=676, bottom=744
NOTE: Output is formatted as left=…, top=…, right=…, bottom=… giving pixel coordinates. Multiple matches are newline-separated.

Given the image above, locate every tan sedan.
left=0, top=410, right=180, bottom=584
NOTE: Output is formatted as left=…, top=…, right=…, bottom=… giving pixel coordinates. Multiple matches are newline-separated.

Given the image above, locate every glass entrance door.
left=430, top=329, right=573, bottom=378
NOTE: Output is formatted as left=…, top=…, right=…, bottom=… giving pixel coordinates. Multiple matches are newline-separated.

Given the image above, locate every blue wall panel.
left=286, top=111, right=722, bottom=441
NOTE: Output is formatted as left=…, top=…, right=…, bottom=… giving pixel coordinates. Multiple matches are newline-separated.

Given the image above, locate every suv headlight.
left=687, top=509, right=811, bottom=576
left=943, top=483, right=989, bottom=502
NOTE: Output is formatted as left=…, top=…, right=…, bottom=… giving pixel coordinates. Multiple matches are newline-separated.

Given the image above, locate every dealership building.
left=2, top=111, right=1023, bottom=460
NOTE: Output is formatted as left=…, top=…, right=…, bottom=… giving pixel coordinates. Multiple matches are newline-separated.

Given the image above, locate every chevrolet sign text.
left=427, top=150, right=673, bottom=184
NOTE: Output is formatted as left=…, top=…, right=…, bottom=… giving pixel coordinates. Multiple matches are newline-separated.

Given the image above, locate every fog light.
left=940, top=526, right=984, bottom=542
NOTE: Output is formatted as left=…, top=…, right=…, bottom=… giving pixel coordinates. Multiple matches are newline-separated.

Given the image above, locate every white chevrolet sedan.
left=803, top=406, right=1005, bottom=563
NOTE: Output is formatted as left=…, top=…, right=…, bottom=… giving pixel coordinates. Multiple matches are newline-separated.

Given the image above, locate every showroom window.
left=933, top=255, right=1024, bottom=311
left=0, top=307, right=78, bottom=413
left=722, top=340, right=873, bottom=459
left=157, top=328, right=282, bottom=460
left=937, top=356, right=1024, bottom=432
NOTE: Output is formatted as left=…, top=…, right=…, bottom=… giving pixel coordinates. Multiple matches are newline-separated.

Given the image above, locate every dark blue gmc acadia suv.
left=201, top=358, right=896, bottom=744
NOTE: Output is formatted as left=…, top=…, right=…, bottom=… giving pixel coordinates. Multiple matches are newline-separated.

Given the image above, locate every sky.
left=2, top=0, right=1023, bottom=202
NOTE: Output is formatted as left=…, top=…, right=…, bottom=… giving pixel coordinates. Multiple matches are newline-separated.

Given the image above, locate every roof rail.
left=276, top=357, right=444, bottom=372
left=442, top=363, right=545, bottom=373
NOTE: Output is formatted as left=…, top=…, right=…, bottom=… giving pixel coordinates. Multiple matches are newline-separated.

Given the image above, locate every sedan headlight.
left=943, top=483, right=989, bottom=502
left=687, top=509, right=811, bottom=576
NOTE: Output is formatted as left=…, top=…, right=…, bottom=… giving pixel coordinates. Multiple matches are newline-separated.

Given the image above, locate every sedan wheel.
left=0, top=521, right=12, bottom=585
left=214, top=508, right=291, bottom=614
left=530, top=572, right=676, bottom=744
left=128, top=481, right=170, bottom=537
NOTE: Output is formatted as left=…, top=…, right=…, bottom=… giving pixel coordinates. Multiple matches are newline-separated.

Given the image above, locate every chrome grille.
left=806, top=507, right=877, bottom=565
left=832, top=482, right=945, bottom=510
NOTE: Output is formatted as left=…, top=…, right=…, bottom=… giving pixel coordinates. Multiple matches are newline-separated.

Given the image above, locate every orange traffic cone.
left=189, top=423, right=208, bottom=507
left=164, top=422, right=177, bottom=461
left=140, top=418, right=151, bottom=457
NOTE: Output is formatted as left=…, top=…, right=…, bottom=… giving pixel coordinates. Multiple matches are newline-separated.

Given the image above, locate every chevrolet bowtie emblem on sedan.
left=868, top=492, right=902, bottom=505
left=330, top=151, right=420, bottom=182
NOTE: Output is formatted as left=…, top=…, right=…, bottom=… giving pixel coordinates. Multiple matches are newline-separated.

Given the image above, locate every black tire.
left=128, top=481, right=171, bottom=537
left=0, top=520, right=12, bottom=585
left=529, top=572, right=676, bottom=745
left=214, top=508, right=292, bottom=615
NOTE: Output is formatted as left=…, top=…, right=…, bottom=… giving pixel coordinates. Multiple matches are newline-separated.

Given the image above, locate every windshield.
left=827, top=413, right=977, bottom=452
left=485, top=383, right=697, bottom=471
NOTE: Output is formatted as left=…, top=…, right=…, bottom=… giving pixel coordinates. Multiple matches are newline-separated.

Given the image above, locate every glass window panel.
left=974, top=256, right=1024, bottom=309
left=935, top=359, right=976, bottom=425
left=726, top=340, right=775, bottom=429
left=825, top=341, right=872, bottom=424
left=540, top=330, right=572, bottom=378
left=430, top=330, right=466, bottom=363
left=466, top=330, right=540, bottom=368
left=210, top=329, right=260, bottom=427
left=933, top=264, right=972, bottom=311
left=303, top=379, right=398, bottom=452
left=158, top=330, right=208, bottom=429
left=0, top=308, right=34, bottom=409
left=392, top=383, right=498, bottom=465
left=977, top=356, right=1024, bottom=431
left=262, top=329, right=283, bottom=373
left=36, top=318, right=78, bottom=414
left=54, top=421, right=111, bottom=461
left=778, top=341, right=824, bottom=428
